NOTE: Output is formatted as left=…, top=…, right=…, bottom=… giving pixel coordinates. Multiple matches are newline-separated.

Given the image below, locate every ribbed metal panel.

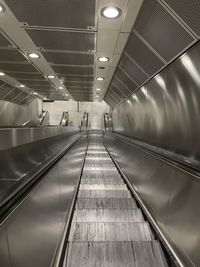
left=163, top=0, right=200, bottom=36
left=125, top=32, right=164, bottom=76
left=134, top=0, right=194, bottom=61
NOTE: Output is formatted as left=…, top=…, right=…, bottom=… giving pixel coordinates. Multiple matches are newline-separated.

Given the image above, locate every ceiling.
left=104, top=0, right=200, bottom=108
left=1, top=0, right=198, bottom=107
left=0, top=0, right=143, bottom=105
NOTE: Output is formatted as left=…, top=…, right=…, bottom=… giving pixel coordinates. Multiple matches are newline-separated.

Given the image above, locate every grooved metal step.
left=69, top=222, right=152, bottom=242
left=79, top=184, right=127, bottom=191
left=76, top=198, right=137, bottom=209
left=78, top=190, right=131, bottom=199
left=81, top=171, right=121, bottom=179
left=65, top=241, right=168, bottom=267
left=73, top=209, right=144, bottom=223
left=80, top=178, right=124, bottom=184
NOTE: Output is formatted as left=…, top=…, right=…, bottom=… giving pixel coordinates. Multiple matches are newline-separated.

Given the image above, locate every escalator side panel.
left=0, top=135, right=87, bottom=267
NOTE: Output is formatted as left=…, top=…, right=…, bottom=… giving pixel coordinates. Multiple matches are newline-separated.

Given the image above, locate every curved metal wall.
left=113, top=41, right=200, bottom=169
left=104, top=133, right=200, bottom=267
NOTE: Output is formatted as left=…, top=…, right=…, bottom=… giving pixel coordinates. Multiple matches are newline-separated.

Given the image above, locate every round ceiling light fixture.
left=98, top=57, right=109, bottom=62
left=33, top=92, right=38, bottom=95
left=97, top=77, right=104, bottom=81
left=28, top=53, right=40, bottom=59
left=96, top=88, right=101, bottom=91
left=19, top=84, right=25, bottom=88
left=0, top=4, right=6, bottom=13
left=47, top=75, right=55, bottom=79
left=101, top=7, right=122, bottom=19
left=59, top=86, right=64, bottom=90
left=0, top=71, right=5, bottom=76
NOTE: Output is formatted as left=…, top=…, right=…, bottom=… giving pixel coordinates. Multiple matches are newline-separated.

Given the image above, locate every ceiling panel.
left=0, top=62, right=37, bottom=72
left=21, top=80, right=50, bottom=85
left=27, top=30, right=95, bottom=52
left=0, top=80, right=5, bottom=87
left=134, top=0, right=194, bottom=61
left=10, top=72, right=45, bottom=80
left=163, top=0, right=200, bottom=36
left=0, top=49, right=27, bottom=62
left=115, top=67, right=138, bottom=92
left=125, top=32, right=164, bottom=76
left=53, top=65, right=94, bottom=75
left=14, top=92, right=30, bottom=104
left=0, top=33, right=11, bottom=47
left=4, top=88, right=22, bottom=101
left=120, top=54, right=148, bottom=86
left=43, top=52, right=94, bottom=66
left=112, top=76, right=131, bottom=96
left=0, top=84, right=14, bottom=98
left=7, top=0, right=95, bottom=29
left=60, top=75, right=93, bottom=83
left=64, top=81, right=93, bottom=87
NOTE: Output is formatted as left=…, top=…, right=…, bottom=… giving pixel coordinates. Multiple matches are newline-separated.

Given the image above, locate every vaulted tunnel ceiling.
left=0, top=0, right=199, bottom=107
left=104, top=0, right=200, bottom=108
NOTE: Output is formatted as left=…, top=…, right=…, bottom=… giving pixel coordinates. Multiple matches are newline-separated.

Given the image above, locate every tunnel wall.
left=0, top=98, right=41, bottom=126
left=112, top=41, right=200, bottom=169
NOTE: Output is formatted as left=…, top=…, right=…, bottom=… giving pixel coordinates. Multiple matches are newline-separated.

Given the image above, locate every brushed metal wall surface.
left=0, top=134, right=87, bottom=267
left=103, top=133, right=200, bottom=267
left=113, top=41, right=200, bottom=169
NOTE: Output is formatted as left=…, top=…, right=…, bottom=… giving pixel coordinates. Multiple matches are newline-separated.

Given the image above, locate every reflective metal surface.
left=0, top=134, right=87, bottom=267
left=65, top=131, right=167, bottom=267
left=112, top=41, right=200, bottom=170
left=0, top=127, right=81, bottom=217
left=104, top=132, right=200, bottom=267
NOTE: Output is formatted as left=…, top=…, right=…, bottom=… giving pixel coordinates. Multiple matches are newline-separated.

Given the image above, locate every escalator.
left=62, top=131, right=168, bottom=266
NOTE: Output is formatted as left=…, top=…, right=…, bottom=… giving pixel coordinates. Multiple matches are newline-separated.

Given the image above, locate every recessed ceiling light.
left=28, top=53, right=40, bottom=59
left=97, top=77, right=104, bottom=81
left=0, top=4, right=5, bottom=13
left=59, top=86, right=64, bottom=89
left=65, top=94, right=69, bottom=96
left=101, top=7, right=122, bottom=19
left=96, top=88, right=101, bottom=91
left=96, top=94, right=100, bottom=97
left=33, top=92, right=38, bottom=95
left=0, top=71, right=5, bottom=76
left=19, top=84, right=25, bottom=88
left=98, top=57, right=109, bottom=62
left=47, top=75, right=55, bottom=79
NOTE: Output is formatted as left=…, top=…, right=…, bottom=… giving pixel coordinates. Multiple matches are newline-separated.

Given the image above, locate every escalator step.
left=73, top=208, right=144, bottom=223
left=78, top=190, right=131, bottom=199
left=80, top=178, right=124, bottom=184
left=76, top=198, right=137, bottom=209
left=69, top=222, right=152, bottom=242
left=65, top=241, right=168, bottom=267
left=79, top=184, right=127, bottom=191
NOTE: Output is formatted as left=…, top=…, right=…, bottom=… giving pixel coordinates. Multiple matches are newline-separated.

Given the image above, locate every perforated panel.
left=125, top=32, right=164, bottom=75
left=27, top=30, right=95, bottom=52
left=11, top=73, right=45, bottom=80
left=53, top=65, right=94, bottom=75
left=112, top=77, right=131, bottom=96
left=61, top=75, right=93, bottom=83
left=0, top=49, right=27, bottom=62
left=163, top=0, right=200, bottom=36
left=0, top=62, right=37, bottom=72
left=5, top=88, right=23, bottom=101
left=115, top=67, right=138, bottom=92
left=43, top=52, right=94, bottom=66
left=0, top=33, right=10, bottom=47
left=0, top=84, right=14, bottom=98
left=120, top=54, right=148, bottom=85
left=134, top=0, right=194, bottom=61
left=7, top=0, right=95, bottom=29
